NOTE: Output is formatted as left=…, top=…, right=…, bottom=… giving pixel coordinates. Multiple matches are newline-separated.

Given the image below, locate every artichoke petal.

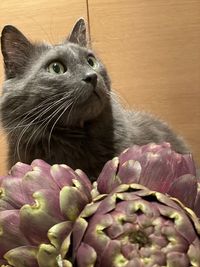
left=80, top=202, right=102, bottom=218
left=56, top=254, right=73, bottom=267
left=188, top=237, right=200, bottom=266
left=117, top=160, right=141, bottom=184
left=23, top=169, right=58, bottom=192
left=50, top=165, right=75, bottom=188
left=97, top=157, right=119, bottom=194
left=96, top=194, right=117, bottom=214
left=0, top=259, right=7, bottom=266
left=83, top=214, right=113, bottom=256
left=37, top=244, right=59, bottom=267
left=72, top=179, right=91, bottom=202
left=75, top=169, right=92, bottom=192
left=20, top=190, right=62, bottom=245
left=1, top=177, right=35, bottom=208
left=72, top=217, right=88, bottom=255
left=76, top=242, right=97, bottom=267
left=4, top=246, right=38, bottom=267
left=60, top=186, right=89, bottom=221
left=194, top=182, right=200, bottom=218
left=48, top=221, right=73, bottom=249
left=100, top=240, right=128, bottom=267
left=155, top=201, right=197, bottom=244
left=31, top=159, right=51, bottom=173
left=0, top=199, right=15, bottom=211
left=166, top=251, right=189, bottom=267
left=9, top=162, right=33, bottom=177
left=168, top=174, right=197, bottom=210
left=0, top=210, right=29, bottom=257
left=60, top=234, right=72, bottom=259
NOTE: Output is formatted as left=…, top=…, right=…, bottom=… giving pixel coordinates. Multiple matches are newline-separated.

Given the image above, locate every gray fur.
left=0, top=19, right=189, bottom=179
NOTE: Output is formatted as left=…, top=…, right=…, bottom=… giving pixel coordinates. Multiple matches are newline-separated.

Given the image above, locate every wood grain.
left=88, top=0, right=200, bottom=163
left=0, top=0, right=87, bottom=174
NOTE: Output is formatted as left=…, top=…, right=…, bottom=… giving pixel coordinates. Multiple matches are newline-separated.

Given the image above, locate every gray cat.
left=0, top=18, right=189, bottom=179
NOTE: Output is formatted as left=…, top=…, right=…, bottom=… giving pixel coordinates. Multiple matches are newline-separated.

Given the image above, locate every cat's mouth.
left=92, top=89, right=102, bottom=101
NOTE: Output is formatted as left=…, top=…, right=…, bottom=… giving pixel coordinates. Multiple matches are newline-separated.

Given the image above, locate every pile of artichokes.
left=0, top=142, right=200, bottom=267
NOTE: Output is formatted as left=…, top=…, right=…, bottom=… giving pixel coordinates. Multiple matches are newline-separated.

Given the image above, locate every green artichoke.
left=0, top=143, right=200, bottom=266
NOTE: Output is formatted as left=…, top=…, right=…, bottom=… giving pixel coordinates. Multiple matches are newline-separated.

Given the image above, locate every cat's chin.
left=53, top=85, right=109, bottom=129
left=56, top=100, right=105, bottom=129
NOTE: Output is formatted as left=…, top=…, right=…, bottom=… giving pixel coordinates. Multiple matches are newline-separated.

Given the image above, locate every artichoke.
left=74, top=184, right=200, bottom=267
left=0, top=142, right=199, bottom=267
left=0, top=159, right=92, bottom=266
left=97, top=142, right=200, bottom=217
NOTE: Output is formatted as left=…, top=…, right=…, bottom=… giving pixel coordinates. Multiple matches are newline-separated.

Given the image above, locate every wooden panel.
left=0, top=0, right=87, bottom=174
left=88, top=0, right=200, bottom=163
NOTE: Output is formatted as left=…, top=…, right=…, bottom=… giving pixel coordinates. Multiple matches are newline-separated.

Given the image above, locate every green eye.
left=87, top=55, right=98, bottom=69
left=47, top=62, right=66, bottom=74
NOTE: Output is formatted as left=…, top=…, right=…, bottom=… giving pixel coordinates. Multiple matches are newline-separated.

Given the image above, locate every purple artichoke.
left=97, top=142, right=200, bottom=217
left=73, top=184, right=200, bottom=267
left=0, top=160, right=92, bottom=266
left=0, top=143, right=200, bottom=266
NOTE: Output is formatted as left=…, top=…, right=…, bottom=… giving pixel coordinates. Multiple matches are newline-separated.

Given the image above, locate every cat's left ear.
left=67, top=18, right=87, bottom=47
left=1, top=25, right=33, bottom=78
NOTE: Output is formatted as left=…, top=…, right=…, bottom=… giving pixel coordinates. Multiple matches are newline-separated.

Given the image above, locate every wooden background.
left=0, top=0, right=199, bottom=174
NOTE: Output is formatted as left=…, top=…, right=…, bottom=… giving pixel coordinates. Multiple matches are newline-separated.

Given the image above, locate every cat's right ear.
left=1, top=25, right=33, bottom=79
left=67, top=18, right=87, bottom=47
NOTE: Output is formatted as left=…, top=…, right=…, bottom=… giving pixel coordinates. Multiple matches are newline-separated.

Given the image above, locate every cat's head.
left=0, top=18, right=111, bottom=130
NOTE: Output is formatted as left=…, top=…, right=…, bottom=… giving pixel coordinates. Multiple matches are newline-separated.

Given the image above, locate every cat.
left=0, top=18, right=189, bottom=179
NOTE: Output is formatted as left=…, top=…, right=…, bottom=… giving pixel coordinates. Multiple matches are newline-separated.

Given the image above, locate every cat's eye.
left=87, top=55, right=98, bottom=69
left=47, top=62, right=66, bottom=74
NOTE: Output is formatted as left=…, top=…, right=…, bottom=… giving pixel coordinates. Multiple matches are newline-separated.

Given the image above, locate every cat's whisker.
left=23, top=96, right=73, bottom=161
left=65, top=92, right=81, bottom=126
left=109, top=90, right=130, bottom=109
left=3, top=92, right=66, bottom=131
left=25, top=99, right=69, bottom=153
left=105, top=91, right=118, bottom=103
left=47, top=100, right=74, bottom=155
left=15, top=95, right=72, bottom=162
left=3, top=105, right=52, bottom=135
left=25, top=97, right=73, bottom=158
left=6, top=104, right=56, bottom=157
left=4, top=94, right=67, bottom=145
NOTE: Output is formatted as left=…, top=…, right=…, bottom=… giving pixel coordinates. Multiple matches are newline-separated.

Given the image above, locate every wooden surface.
left=0, top=0, right=200, bottom=174
left=88, top=0, right=200, bottom=163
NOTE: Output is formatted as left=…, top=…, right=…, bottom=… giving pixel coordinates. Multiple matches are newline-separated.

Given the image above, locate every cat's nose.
left=83, top=72, right=97, bottom=88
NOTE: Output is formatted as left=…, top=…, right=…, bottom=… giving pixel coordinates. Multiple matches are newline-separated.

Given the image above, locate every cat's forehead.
left=40, top=42, right=92, bottom=62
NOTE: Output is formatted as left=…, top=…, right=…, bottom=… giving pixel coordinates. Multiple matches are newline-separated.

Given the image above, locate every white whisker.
left=14, top=94, right=70, bottom=162
left=47, top=100, right=74, bottom=154
left=23, top=96, right=73, bottom=161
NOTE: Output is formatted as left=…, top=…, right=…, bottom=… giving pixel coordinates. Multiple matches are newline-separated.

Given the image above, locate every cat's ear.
left=1, top=25, right=33, bottom=78
left=67, top=18, right=87, bottom=47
